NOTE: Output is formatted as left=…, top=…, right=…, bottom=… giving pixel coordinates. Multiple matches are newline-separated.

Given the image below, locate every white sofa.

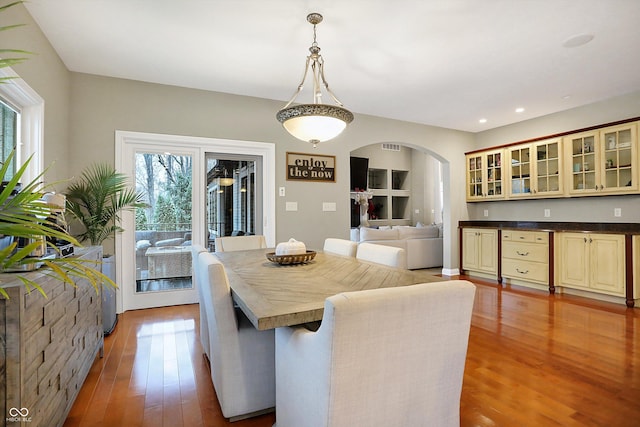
left=351, top=225, right=443, bottom=270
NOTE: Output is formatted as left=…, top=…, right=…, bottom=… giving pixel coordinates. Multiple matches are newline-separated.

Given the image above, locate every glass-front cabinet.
left=565, top=123, right=637, bottom=195
left=466, top=149, right=504, bottom=201
left=566, top=131, right=599, bottom=194
left=508, top=145, right=531, bottom=198
left=465, top=119, right=639, bottom=202
left=507, top=138, right=562, bottom=198
left=533, top=138, right=562, bottom=196
left=600, top=124, right=636, bottom=192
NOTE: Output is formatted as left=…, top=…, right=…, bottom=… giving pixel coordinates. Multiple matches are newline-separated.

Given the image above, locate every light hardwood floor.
left=64, top=276, right=640, bottom=427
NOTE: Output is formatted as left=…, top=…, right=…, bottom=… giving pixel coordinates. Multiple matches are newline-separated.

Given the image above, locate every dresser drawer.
left=502, top=259, right=549, bottom=284
left=502, top=241, right=548, bottom=263
left=502, top=230, right=548, bottom=244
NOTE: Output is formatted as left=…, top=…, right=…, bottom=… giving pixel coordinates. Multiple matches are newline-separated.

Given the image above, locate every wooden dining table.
left=214, top=248, right=446, bottom=330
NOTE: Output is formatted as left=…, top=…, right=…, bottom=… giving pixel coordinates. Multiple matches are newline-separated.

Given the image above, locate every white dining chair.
left=191, top=244, right=209, bottom=360
left=323, top=238, right=357, bottom=257
left=356, top=242, right=407, bottom=269
left=215, top=235, right=267, bottom=252
left=195, top=251, right=275, bottom=420
left=274, top=280, right=476, bottom=427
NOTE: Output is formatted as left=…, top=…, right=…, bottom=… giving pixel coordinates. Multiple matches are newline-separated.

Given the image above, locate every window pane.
left=0, top=100, right=18, bottom=180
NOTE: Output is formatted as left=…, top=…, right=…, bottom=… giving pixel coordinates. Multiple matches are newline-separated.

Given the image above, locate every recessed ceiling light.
left=563, top=33, right=594, bottom=48
left=479, top=118, right=487, bottom=124
left=515, top=107, right=525, bottom=113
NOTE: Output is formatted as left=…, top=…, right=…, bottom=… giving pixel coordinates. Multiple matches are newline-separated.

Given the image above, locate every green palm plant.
left=65, top=163, right=146, bottom=246
left=0, top=151, right=115, bottom=298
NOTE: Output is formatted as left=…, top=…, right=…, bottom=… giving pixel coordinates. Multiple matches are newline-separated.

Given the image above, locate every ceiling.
left=24, top=0, right=640, bottom=133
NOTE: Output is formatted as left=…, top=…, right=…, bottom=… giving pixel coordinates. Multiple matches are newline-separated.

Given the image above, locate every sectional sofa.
left=351, top=225, right=443, bottom=270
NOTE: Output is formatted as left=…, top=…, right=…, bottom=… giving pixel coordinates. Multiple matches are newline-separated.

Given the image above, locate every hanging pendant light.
left=217, top=168, right=235, bottom=187
left=276, top=13, right=354, bottom=148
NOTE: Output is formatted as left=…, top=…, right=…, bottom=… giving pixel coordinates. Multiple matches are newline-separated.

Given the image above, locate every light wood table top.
left=215, top=248, right=445, bottom=330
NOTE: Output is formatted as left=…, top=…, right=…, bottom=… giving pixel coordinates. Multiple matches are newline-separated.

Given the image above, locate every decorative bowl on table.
left=266, top=250, right=317, bottom=265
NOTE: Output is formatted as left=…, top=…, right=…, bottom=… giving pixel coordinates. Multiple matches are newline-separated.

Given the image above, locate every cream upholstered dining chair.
left=356, top=241, right=407, bottom=268
left=274, top=280, right=476, bottom=427
left=191, top=245, right=210, bottom=360
left=195, top=251, right=275, bottom=421
left=215, top=235, right=267, bottom=252
left=323, top=237, right=358, bottom=257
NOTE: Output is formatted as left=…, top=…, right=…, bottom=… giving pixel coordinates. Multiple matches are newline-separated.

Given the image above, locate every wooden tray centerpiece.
left=266, top=250, right=316, bottom=265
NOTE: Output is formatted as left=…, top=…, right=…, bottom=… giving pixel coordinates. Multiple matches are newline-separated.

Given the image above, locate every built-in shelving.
left=465, top=118, right=639, bottom=202
left=367, top=168, right=411, bottom=224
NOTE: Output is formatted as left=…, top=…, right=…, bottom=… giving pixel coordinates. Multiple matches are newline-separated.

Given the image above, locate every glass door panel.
left=603, top=128, right=634, bottom=190
left=205, top=154, right=261, bottom=250
left=467, top=154, right=483, bottom=199
left=570, top=135, right=597, bottom=192
left=486, top=152, right=502, bottom=197
left=134, top=152, right=193, bottom=293
left=535, top=140, right=561, bottom=195
left=510, top=146, right=531, bottom=196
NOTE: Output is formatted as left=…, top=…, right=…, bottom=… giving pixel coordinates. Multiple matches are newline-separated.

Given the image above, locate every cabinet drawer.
left=502, top=259, right=549, bottom=284
left=502, top=241, right=548, bottom=263
left=502, top=230, right=548, bottom=244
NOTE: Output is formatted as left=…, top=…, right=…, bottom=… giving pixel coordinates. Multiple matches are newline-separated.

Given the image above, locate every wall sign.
left=286, top=152, right=336, bottom=182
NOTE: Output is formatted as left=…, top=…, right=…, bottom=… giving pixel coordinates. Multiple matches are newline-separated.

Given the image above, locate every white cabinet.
left=556, top=232, right=625, bottom=296
left=502, top=230, right=549, bottom=286
left=462, top=228, right=498, bottom=278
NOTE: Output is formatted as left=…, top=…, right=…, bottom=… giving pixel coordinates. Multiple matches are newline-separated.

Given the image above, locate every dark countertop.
left=459, top=221, right=640, bottom=234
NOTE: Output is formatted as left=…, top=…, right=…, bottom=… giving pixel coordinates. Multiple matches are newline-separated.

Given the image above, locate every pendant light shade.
left=276, top=13, right=353, bottom=147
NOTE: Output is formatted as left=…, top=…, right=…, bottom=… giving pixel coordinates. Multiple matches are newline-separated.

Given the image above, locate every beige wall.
left=18, top=2, right=640, bottom=271
left=3, top=3, right=71, bottom=182
left=66, top=73, right=473, bottom=269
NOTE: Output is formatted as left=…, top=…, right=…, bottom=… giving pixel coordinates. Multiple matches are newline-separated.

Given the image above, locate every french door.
left=119, top=146, right=200, bottom=311
left=115, top=131, right=276, bottom=312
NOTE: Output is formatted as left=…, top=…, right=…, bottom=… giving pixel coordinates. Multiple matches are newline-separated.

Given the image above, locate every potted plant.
left=65, top=163, right=146, bottom=246
left=0, top=151, right=113, bottom=298
left=65, top=163, right=146, bottom=333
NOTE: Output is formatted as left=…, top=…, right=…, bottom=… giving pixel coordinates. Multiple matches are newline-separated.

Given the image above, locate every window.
left=0, top=99, right=18, bottom=180
left=0, top=67, right=44, bottom=183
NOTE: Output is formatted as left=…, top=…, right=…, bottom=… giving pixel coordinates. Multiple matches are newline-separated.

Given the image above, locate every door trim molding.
left=115, top=131, right=276, bottom=312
